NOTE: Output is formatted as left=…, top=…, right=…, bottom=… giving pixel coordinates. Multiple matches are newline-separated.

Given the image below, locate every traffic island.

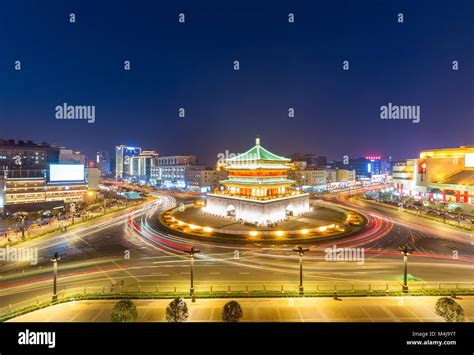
left=158, top=202, right=366, bottom=244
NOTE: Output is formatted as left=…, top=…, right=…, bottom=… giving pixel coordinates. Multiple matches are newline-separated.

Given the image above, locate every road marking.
left=209, top=272, right=221, bottom=275
left=180, top=272, right=190, bottom=275
left=113, top=261, right=139, bottom=282
left=150, top=273, right=169, bottom=277
left=239, top=272, right=251, bottom=275
left=91, top=309, right=105, bottom=322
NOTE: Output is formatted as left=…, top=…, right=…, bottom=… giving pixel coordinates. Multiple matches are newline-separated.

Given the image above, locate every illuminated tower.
left=205, top=137, right=310, bottom=226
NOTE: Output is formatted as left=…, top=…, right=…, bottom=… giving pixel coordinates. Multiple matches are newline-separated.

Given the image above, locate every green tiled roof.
left=227, top=137, right=290, bottom=163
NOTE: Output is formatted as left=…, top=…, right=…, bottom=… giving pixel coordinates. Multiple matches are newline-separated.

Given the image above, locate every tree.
left=166, top=298, right=189, bottom=322
left=435, top=297, right=464, bottom=322
left=222, top=300, right=243, bottom=322
left=14, top=212, right=29, bottom=240
left=111, top=300, right=138, bottom=322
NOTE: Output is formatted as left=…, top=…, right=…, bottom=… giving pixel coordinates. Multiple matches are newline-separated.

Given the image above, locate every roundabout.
left=159, top=200, right=366, bottom=243
left=157, top=138, right=367, bottom=244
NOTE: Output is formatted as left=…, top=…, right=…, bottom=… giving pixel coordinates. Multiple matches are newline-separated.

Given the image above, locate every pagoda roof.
left=226, top=137, right=290, bottom=163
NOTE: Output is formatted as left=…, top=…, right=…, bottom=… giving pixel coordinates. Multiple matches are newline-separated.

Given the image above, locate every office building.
left=150, top=155, right=197, bottom=188
left=115, top=145, right=142, bottom=179
left=96, top=150, right=111, bottom=176
left=0, top=139, right=59, bottom=175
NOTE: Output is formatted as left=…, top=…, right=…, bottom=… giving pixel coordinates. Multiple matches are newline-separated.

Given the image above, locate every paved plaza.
left=9, top=296, right=474, bottom=322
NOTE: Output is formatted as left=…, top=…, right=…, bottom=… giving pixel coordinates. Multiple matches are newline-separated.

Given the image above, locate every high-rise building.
left=115, top=145, right=142, bottom=179
left=96, top=150, right=111, bottom=176
left=130, top=150, right=159, bottom=181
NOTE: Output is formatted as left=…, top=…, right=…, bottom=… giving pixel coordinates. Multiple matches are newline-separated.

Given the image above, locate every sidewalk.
left=8, top=296, right=474, bottom=322
left=0, top=199, right=146, bottom=247
left=364, top=199, right=473, bottom=231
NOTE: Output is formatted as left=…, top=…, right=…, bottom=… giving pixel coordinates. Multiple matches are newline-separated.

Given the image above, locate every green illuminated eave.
left=226, top=142, right=290, bottom=163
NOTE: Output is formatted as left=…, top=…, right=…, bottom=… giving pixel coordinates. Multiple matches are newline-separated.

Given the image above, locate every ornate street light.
left=292, top=246, right=309, bottom=295
left=398, top=245, right=414, bottom=293
left=184, top=247, right=200, bottom=301
left=50, top=252, right=61, bottom=302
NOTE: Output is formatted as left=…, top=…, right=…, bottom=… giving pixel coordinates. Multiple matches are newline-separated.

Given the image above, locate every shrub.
left=435, top=297, right=464, bottom=322
left=111, top=299, right=138, bottom=322
left=166, top=298, right=189, bottom=322
left=222, top=300, right=243, bottom=322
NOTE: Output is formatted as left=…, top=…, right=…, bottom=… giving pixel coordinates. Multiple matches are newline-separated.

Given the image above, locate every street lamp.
left=398, top=245, right=414, bottom=293
left=292, top=245, right=309, bottom=295
left=50, top=252, right=61, bottom=302
left=184, top=247, right=200, bottom=301
left=87, top=191, right=94, bottom=205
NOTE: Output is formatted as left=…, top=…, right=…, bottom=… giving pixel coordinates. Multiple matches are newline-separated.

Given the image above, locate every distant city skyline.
left=1, top=1, right=472, bottom=165
left=1, top=135, right=473, bottom=167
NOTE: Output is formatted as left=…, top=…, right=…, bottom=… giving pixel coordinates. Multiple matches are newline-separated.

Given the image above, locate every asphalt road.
left=1, top=190, right=473, bottom=312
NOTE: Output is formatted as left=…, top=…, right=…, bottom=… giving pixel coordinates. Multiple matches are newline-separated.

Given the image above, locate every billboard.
left=49, top=164, right=85, bottom=182
left=465, top=153, right=474, bottom=168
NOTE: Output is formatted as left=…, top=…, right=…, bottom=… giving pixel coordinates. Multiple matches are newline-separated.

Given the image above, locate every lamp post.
left=87, top=191, right=94, bottom=204
left=398, top=245, right=414, bottom=293
left=50, top=252, right=61, bottom=302
left=292, top=245, right=309, bottom=295
left=184, top=247, right=200, bottom=301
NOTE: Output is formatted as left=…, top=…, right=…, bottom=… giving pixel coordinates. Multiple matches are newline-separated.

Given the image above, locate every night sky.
left=1, top=0, right=472, bottom=165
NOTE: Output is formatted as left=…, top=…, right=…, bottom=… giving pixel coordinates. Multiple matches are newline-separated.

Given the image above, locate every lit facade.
left=150, top=155, right=197, bottom=187
left=393, top=146, right=474, bottom=204
left=0, top=139, right=59, bottom=175
left=130, top=150, right=159, bottom=181
left=115, top=145, right=142, bottom=179
left=185, top=166, right=226, bottom=191
left=205, top=137, right=309, bottom=226
left=0, top=167, right=88, bottom=213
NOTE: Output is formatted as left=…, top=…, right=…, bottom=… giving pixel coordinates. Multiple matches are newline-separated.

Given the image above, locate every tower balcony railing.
left=211, top=189, right=304, bottom=200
